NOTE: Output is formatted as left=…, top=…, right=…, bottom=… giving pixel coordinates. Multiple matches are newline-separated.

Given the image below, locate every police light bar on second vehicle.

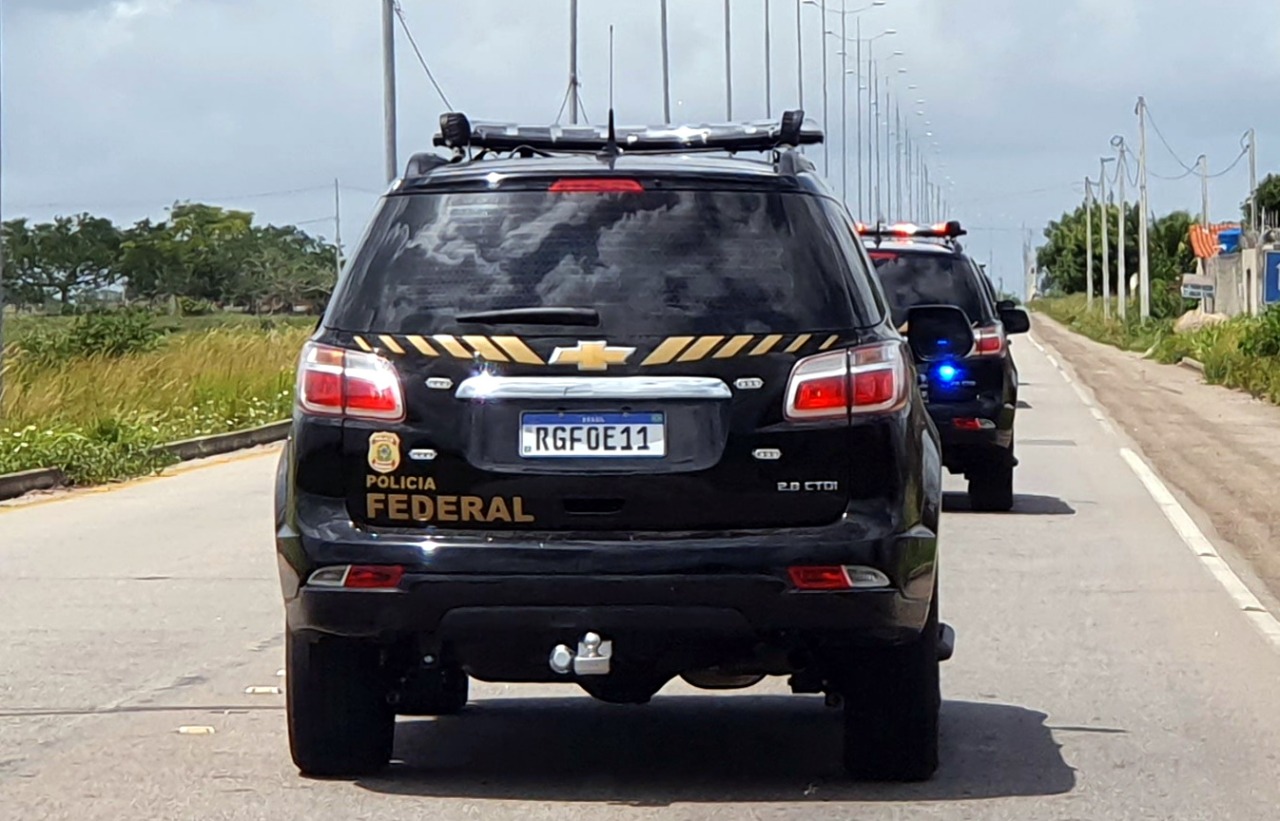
left=434, top=110, right=824, bottom=154
left=856, top=221, right=968, bottom=239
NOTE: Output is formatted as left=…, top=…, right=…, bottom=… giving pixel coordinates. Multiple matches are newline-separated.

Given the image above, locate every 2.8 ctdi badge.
left=367, top=432, right=402, bottom=474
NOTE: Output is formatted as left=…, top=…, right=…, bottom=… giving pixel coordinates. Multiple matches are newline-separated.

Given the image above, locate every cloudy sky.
left=3, top=0, right=1277, bottom=296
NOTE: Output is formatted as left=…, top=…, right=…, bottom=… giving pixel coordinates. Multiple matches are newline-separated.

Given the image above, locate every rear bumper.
left=277, top=493, right=937, bottom=646
left=926, top=398, right=1015, bottom=464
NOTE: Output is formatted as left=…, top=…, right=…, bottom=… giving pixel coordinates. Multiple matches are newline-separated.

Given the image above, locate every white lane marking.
left=1046, top=354, right=1061, bottom=369
left=1071, top=381, right=1094, bottom=407
left=1120, top=448, right=1280, bottom=650
left=1029, top=336, right=1047, bottom=353
left=177, top=726, right=216, bottom=735
left=244, top=686, right=282, bottom=695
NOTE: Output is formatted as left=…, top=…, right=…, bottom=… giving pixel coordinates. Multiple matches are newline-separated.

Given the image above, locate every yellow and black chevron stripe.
left=350, top=333, right=844, bottom=366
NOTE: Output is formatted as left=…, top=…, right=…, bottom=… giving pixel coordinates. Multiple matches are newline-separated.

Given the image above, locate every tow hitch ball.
left=549, top=632, right=613, bottom=676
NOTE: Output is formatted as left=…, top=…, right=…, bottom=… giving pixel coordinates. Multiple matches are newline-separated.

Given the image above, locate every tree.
left=1037, top=199, right=1195, bottom=317
left=2, top=214, right=122, bottom=306
left=1243, top=173, right=1280, bottom=227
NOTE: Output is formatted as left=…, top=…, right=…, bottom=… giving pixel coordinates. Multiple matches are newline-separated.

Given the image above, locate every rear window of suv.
left=868, top=249, right=993, bottom=327
left=326, top=188, right=874, bottom=336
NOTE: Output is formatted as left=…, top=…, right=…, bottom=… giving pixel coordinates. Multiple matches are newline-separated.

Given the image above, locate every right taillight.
left=784, top=341, right=909, bottom=422
left=973, top=324, right=1006, bottom=357
left=297, top=341, right=406, bottom=422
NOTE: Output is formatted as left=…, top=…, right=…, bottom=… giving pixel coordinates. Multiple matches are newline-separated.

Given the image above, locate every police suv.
left=274, top=111, right=966, bottom=781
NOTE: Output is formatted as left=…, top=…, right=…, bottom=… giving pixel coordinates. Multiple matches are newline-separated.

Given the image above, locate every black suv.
left=860, top=224, right=1030, bottom=511
left=274, top=111, right=958, bottom=782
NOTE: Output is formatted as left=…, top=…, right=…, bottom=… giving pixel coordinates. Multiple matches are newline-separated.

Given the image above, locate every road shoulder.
left=1032, top=315, right=1280, bottom=610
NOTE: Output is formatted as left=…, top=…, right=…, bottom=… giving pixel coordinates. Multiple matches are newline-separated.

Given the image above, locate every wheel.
left=286, top=630, right=395, bottom=777
left=837, top=590, right=941, bottom=782
left=968, top=453, right=1014, bottom=512
left=392, top=663, right=469, bottom=716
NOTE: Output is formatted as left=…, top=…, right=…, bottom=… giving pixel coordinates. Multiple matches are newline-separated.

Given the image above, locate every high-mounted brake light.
left=297, top=342, right=406, bottom=422
left=784, top=341, right=909, bottom=422
left=549, top=178, right=645, bottom=194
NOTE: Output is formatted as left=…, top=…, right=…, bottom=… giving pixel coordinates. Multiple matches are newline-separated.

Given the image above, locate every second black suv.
left=861, top=223, right=1030, bottom=511
left=274, top=112, right=959, bottom=782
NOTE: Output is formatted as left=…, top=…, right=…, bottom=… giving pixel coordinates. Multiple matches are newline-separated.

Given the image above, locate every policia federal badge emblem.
left=368, top=432, right=402, bottom=474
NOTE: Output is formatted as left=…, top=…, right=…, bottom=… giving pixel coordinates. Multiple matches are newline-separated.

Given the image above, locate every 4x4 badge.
left=549, top=341, right=636, bottom=372
left=368, top=432, right=402, bottom=474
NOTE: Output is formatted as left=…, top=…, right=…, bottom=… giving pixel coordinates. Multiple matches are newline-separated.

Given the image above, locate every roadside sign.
left=1265, top=250, right=1280, bottom=305
left=1181, top=273, right=1216, bottom=300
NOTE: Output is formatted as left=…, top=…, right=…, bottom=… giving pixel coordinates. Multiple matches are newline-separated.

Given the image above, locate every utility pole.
left=765, top=0, right=773, bottom=118
left=1137, top=97, right=1151, bottom=320
left=382, top=0, right=398, bottom=183
left=569, top=0, right=581, bottom=124
left=820, top=0, right=829, bottom=174
left=333, top=179, right=343, bottom=281
left=1248, top=128, right=1259, bottom=235
left=839, top=0, right=848, bottom=204
left=795, top=0, right=804, bottom=110
left=855, top=17, right=863, bottom=216
left=724, top=0, right=734, bottom=120
left=895, top=103, right=903, bottom=220
left=1086, top=177, right=1095, bottom=309
left=660, top=0, right=672, bottom=122
left=1101, top=156, right=1113, bottom=318
left=1113, top=137, right=1127, bottom=322
left=1199, top=154, right=1210, bottom=228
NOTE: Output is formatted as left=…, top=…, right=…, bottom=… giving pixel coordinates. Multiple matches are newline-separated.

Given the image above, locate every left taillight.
left=297, top=341, right=405, bottom=422
left=973, top=324, right=1006, bottom=357
left=784, top=341, right=910, bottom=422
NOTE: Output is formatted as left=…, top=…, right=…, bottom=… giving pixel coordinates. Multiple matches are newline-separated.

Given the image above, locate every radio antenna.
left=603, top=25, right=620, bottom=157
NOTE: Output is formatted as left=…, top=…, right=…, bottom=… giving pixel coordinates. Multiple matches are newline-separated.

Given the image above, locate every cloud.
left=1, top=0, right=1275, bottom=295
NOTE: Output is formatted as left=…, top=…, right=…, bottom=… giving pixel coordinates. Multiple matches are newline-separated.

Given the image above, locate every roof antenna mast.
left=603, top=25, right=620, bottom=158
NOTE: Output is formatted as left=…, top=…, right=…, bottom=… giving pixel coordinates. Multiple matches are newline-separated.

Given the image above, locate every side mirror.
left=1000, top=307, right=1031, bottom=335
left=997, top=299, right=1017, bottom=312
left=905, top=305, right=976, bottom=362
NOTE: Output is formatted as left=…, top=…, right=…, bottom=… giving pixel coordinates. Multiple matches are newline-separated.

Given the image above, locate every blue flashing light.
left=935, top=364, right=960, bottom=383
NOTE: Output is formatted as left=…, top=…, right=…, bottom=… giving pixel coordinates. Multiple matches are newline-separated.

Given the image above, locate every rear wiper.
left=455, top=307, right=601, bottom=327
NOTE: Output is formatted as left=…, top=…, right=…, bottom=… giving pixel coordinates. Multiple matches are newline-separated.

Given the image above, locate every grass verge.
left=1031, top=295, right=1280, bottom=406
left=1, top=319, right=310, bottom=485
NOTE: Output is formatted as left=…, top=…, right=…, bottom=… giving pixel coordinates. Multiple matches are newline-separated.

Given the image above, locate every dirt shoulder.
left=1034, top=316, right=1280, bottom=603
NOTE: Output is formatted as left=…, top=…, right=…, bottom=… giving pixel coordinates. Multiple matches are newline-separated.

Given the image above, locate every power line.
left=1208, top=146, right=1249, bottom=179
left=393, top=1, right=454, bottom=110
left=1144, top=103, right=1198, bottom=173
left=4, top=183, right=383, bottom=215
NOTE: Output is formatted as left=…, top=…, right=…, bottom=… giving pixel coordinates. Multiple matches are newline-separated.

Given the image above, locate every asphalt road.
left=4, top=332, right=1280, bottom=820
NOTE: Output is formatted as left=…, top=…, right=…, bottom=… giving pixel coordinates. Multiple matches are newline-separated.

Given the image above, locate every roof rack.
left=433, top=110, right=823, bottom=155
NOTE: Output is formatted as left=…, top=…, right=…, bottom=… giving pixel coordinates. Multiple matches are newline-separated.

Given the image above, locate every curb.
left=161, top=420, right=292, bottom=462
left=1179, top=357, right=1206, bottom=374
left=0, top=468, right=69, bottom=501
left=0, top=420, right=291, bottom=502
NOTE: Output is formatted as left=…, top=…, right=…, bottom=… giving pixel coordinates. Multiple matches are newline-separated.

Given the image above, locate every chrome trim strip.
left=455, top=375, right=733, bottom=401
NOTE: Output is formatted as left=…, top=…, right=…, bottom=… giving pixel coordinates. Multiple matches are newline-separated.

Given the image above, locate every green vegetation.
left=2, top=203, right=337, bottom=313
left=0, top=311, right=310, bottom=485
left=1032, top=295, right=1280, bottom=406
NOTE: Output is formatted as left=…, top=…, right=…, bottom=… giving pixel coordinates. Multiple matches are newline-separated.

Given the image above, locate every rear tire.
left=968, top=454, right=1014, bottom=512
left=287, top=630, right=395, bottom=777
left=838, top=592, right=941, bottom=782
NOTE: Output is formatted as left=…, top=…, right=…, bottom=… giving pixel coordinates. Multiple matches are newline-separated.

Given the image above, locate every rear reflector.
left=953, top=418, right=996, bottom=431
left=342, top=565, right=405, bottom=590
left=549, top=178, right=645, bottom=194
left=789, top=566, right=852, bottom=591
left=788, top=566, right=891, bottom=591
left=297, top=342, right=406, bottom=422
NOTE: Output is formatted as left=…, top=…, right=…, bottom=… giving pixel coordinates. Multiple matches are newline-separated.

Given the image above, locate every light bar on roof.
left=433, top=110, right=824, bottom=154
left=856, top=220, right=967, bottom=239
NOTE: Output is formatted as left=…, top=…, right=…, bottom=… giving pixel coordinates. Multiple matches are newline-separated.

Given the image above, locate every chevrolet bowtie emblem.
left=549, top=340, right=636, bottom=372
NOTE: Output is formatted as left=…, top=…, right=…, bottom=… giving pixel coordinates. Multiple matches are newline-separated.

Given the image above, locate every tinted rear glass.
left=868, top=250, right=991, bottom=327
left=327, top=189, right=867, bottom=335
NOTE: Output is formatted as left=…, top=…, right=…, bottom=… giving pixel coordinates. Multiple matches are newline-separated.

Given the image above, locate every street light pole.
left=795, top=0, right=804, bottom=110
left=660, top=0, right=672, bottom=122
left=855, top=18, right=862, bottom=216
left=382, top=0, right=398, bottom=183
left=765, top=0, right=773, bottom=118
left=569, top=0, right=580, bottom=124
left=724, top=0, right=734, bottom=120
left=1137, top=97, right=1151, bottom=320
left=1086, top=177, right=1095, bottom=309
left=820, top=0, right=829, bottom=173
left=1114, top=138, right=1128, bottom=322
left=840, top=0, right=848, bottom=204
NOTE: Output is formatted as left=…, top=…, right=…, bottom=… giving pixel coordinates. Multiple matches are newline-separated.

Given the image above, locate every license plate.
left=520, top=412, right=666, bottom=459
